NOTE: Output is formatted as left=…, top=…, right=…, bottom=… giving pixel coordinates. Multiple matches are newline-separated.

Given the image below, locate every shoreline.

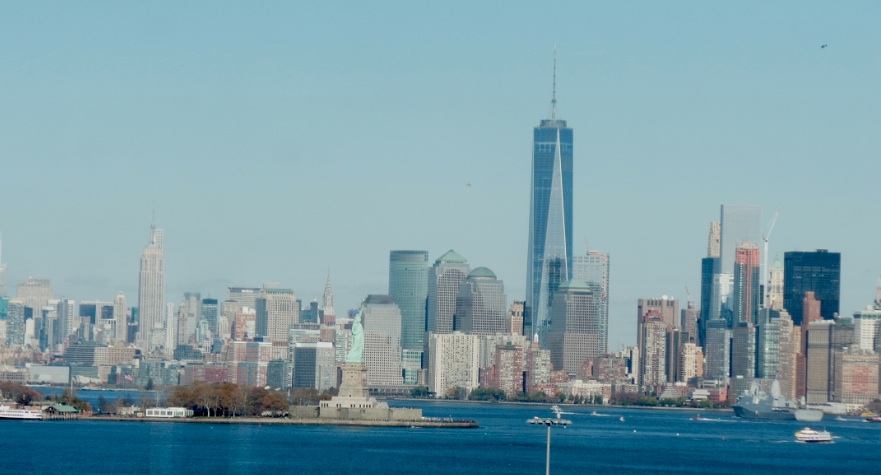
left=80, top=415, right=479, bottom=428
left=389, top=398, right=733, bottom=413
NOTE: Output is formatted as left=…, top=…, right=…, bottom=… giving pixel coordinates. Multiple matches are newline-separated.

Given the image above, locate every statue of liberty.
left=345, top=303, right=365, bottom=363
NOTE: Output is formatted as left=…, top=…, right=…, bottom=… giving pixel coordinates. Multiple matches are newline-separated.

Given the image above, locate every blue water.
left=2, top=400, right=880, bottom=474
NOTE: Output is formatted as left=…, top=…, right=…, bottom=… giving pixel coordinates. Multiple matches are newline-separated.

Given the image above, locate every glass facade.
left=527, top=119, right=573, bottom=343
left=388, top=250, right=429, bottom=351
left=719, top=204, right=762, bottom=275
left=783, top=250, right=841, bottom=325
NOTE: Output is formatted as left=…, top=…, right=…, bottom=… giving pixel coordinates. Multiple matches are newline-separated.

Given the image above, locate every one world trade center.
left=526, top=56, right=573, bottom=345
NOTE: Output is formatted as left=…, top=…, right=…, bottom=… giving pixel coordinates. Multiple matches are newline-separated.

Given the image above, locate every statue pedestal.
left=338, top=362, right=370, bottom=399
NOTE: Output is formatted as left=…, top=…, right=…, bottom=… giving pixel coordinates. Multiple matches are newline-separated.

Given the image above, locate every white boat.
left=794, top=427, right=832, bottom=443
left=0, top=405, right=43, bottom=420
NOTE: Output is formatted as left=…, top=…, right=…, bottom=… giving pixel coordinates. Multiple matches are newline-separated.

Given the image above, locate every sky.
left=2, top=1, right=880, bottom=349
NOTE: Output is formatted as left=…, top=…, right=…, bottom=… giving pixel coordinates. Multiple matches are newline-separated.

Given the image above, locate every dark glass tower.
left=783, top=249, right=841, bottom=325
left=526, top=65, right=573, bottom=344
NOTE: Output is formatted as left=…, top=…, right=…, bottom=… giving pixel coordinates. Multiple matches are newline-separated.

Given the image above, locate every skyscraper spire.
left=0, top=232, right=6, bottom=297
left=551, top=45, right=558, bottom=120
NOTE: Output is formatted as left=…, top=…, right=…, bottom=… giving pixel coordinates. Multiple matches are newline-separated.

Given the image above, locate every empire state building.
left=526, top=55, right=573, bottom=344
left=137, top=224, right=165, bottom=350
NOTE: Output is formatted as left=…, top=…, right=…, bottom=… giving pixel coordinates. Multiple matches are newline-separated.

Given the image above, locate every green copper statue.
left=345, top=303, right=364, bottom=363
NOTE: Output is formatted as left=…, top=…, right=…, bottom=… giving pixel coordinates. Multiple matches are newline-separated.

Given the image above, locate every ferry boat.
left=0, top=405, right=43, bottom=420
left=794, top=427, right=832, bottom=443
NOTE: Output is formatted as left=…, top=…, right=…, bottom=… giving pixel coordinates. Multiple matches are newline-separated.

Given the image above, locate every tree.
left=445, top=387, right=467, bottom=400
left=467, top=388, right=506, bottom=402
left=145, top=378, right=154, bottom=391
left=410, top=386, right=432, bottom=398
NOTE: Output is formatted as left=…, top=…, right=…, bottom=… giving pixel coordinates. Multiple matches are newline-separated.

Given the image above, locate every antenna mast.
left=551, top=45, right=557, bottom=120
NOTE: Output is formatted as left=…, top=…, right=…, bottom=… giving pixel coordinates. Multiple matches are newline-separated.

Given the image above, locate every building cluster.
left=621, top=204, right=881, bottom=412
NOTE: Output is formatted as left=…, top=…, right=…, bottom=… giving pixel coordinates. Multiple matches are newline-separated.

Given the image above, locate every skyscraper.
left=388, top=250, right=429, bottom=351
left=322, top=273, right=335, bottom=325
left=526, top=55, right=573, bottom=344
left=426, top=250, right=470, bottom=335
left=112, top=292, right=126, bottom=342
left=455, top=267, right=507, bottom=336
left=548, top=280, right=602, bottom=374
left=255, top=287, right=297, bottom=343
left=783, top=250, right=841, bottom=325
left=362, top=294, right=404, bottom=388
left=137, top=224, right=164, bottom=351
left=719, top=205, right=762, bottom=275
left=732, top=243, right=760, bottom=325
left=571, top=251, right=610, bottom=354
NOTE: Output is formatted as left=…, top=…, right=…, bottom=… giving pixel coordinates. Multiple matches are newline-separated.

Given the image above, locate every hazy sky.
left=2, top=1, right=880, bottom=348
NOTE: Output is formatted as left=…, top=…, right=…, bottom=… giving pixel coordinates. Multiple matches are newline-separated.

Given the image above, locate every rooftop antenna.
left=551, top=45, right=557, bottom=120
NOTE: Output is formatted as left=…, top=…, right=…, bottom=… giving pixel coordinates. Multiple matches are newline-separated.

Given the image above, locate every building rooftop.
left=435, top=250, right=467, bottom=264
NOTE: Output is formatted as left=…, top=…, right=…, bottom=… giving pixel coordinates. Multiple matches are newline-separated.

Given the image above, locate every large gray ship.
left=733, top=380, right=823, bottom=421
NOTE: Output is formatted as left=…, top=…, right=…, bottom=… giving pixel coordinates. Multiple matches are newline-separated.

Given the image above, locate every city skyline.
left=2, top=2, right=881, bottom=348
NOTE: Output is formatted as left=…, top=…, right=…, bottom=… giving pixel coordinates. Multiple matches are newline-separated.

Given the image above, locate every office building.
left=322, top=274, right=335, bottom=325
left=548, top=281, right=602, bottom=374
left=719, top=205, right=762, bottom=275
left=853, top=307, right=881, bottom=352
left=784, top=250, right=841, bottom=325
left=291, top=341, right=336, bottom=392
left=426, top=250, right=470, bottom=335
left=255, top=287, right=298, bottom=343
left=679, top=342, right=704, bottom=383
left=766, top=257, right=784, bottom=311
left=639, top=314, right=667, bottom=389
left=571, top=251, right=610, bottom=354
left=507, top=301, right=525, bottom=336
left=362, top=294, right=404, bottom=388
left=699, top=256, right=720, bottom=347
left=704, top=318, right=730, bottom=381
left=388, top=250, right=429, bottom=350
left=137, top=225, right=164, bottom=350
left=526, top=72, right=573, bottom=343
left=112, top=292, right=127, bottom=342
left=732, top=243, right=760, bottom=325
left=455, top=267, right=507, bottom=336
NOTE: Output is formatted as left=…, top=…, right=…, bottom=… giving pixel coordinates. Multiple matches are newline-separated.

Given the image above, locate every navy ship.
left=733, top=380, right=823, bottom=421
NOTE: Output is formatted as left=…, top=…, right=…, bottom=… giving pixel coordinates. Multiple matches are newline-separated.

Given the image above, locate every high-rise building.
left=732, top=243, right=760, bottom=325
left=699, top=256, right=720, bottom=347
left=704, top=318, right=730, bottom=381
left=679, top=342, right=704, bottom=383
left=707, top=221, right=721, bottom=258
left=362, top=294, right=403, bottom=388
left=571, top=251, right=610, bottom=354
left=388, top=250, right=429, bottom=351
left=137, top=224, right=164, bottom=350
left=426, top=250, right=470, bottom=335
left=228, top=287, right=261, bottom=310
left=16, top=278, right=53, bottom=315
left=5, top=298, right=25, bottom=346
left=428, top=331, right=480, bottom=397
left=784, top=250, right=841, bottom=325
left=719, top=205, right=762, bottom=275
left=455, top=267, right=507, bottom=336
left=56, top=298, right=77, bottom=346
left=507, top=301, right=525, bottom=336
left=766, top=257, right=784, bottom=311
left=526, top=62, right=573, bottom=344
left=639, top=315, right=667, bottom=389
left=756, top=309, right=796, bottom=400
left=730, top=323, right=756, bottom=400
left=322, top=274, right=335, bottom=325
left=681, top=301, right=699, bottom=341
left=853, top=307, right=881, bottom=353
left=291, top=341, right=336, bottom=392
left=548, top=281, right=602, bottom=374
left=112, top=292, right=126, bottom=342
left=202, top=298, right=219, bottom=338
left=255, top=287, right=297, bottom=343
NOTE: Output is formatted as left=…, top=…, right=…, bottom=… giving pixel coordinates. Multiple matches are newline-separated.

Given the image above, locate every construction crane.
left=762, top=211, right=780, bottom=293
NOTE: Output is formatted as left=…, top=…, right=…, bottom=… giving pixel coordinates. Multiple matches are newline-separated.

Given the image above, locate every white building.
left=428, top=331, right=479, bottom=397
left=362, top=295, right=403, bottom=388
left=137, top=225, right=164, bottom=351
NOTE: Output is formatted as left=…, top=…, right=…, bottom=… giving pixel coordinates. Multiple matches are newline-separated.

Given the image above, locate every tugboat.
left=794, top=427, right=832, bottom=443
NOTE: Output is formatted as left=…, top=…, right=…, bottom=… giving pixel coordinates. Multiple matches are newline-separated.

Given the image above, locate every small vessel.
left=794, top=427, right=832, bottom=443
left=691, top=414, right=703, bottom=421
left=619, top=416, right=625, bottom=422
left=0, top=405, right=43, bottom=420
left=866, top=415, right=881, bottom=423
